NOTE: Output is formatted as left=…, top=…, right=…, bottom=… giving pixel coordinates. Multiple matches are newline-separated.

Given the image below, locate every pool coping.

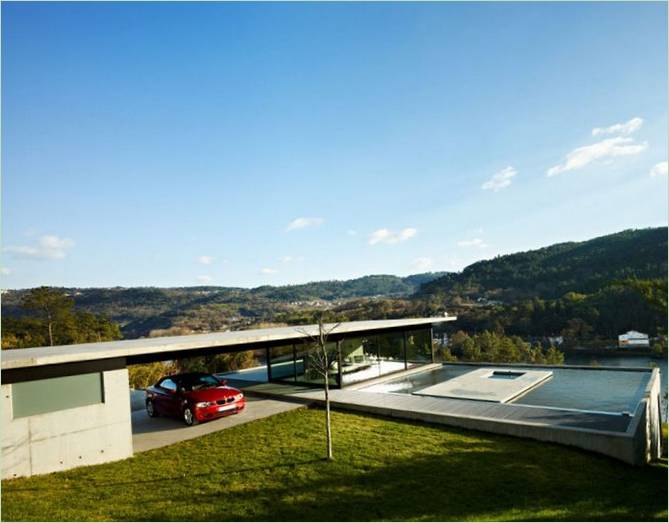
left=240, top=364, right=662, bottom=465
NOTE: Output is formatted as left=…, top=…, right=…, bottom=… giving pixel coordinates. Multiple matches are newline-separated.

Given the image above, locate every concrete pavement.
left=131, top=395, right=303, bottom=453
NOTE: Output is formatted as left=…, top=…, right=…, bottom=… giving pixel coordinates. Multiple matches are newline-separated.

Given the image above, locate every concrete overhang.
left=1, top=316, right=456, bottom=372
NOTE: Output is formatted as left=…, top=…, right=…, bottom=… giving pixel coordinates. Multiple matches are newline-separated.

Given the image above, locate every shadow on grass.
left=3, top=458, right=326, bottom=492
left=3, top=409, right=667, bottom=522
left=121, top=441, right=667, bottom=521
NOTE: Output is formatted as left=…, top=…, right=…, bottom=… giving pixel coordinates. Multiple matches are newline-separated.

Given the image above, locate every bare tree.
left=296, top=317, right=340, bottom=460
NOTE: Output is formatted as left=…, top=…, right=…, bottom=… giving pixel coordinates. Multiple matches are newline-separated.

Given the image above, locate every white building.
left=618, top=330, right=650, bottom=348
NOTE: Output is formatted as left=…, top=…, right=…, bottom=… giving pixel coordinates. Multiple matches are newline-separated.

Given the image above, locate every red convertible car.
left=145, top=372, right=245, bottom=426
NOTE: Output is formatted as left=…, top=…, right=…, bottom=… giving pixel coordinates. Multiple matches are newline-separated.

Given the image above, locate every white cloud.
left=280, top=256, right=304, bottom=263
left=411, top=257, right=433, bottom=271
left=649, top=161, right=668, bottom=177
left=482, top=166, right=517, bottom=192
left=260, top=267, right=278, bottom=274
left=285, top=217, right=324, bottom=231
left=196, top=275, right=213, bottom=284
left=547, top=136, right=647, bottom=177
left=0, top=267, right=11, bottom=276
left=457, top=238, right=488, bottom=248
left=592, top=117, right=643, bottom=137
left=197, top=255, right=214, bottom=265
left=4, top=235, right=75, bottom=260
left=368, top=227, right=417, bottom=245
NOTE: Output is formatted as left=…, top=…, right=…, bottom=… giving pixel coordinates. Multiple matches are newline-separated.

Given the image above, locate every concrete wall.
left=2, top=368, right=133, bottom=479
left=641, top=368, right=662, bottom=463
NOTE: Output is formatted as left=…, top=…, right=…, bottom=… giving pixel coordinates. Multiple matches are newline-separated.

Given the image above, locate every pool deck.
left=229, top=364, right=663, bottom=465
left=238, top=382, right=633, bottom=433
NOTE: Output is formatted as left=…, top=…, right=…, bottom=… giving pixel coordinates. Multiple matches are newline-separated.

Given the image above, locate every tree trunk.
left=324, top=377, right=333, bottom=460
left=46, top=310, right=54, bottom=347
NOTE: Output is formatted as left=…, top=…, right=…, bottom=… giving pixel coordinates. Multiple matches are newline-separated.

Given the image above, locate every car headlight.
left=195, top=401, right=215, bottom=408
left=235, top=394, right=243, bottom=401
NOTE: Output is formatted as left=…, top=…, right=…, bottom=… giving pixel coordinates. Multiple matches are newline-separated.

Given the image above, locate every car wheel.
left=183, top=406, right=198, bottom=426
left=146, top=399, right=158, bottom=417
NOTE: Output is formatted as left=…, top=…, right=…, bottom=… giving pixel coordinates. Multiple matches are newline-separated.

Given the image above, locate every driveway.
left=131, top=395, right=303, bottom=453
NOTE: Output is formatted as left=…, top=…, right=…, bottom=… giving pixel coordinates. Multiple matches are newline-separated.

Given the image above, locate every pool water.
left=363, top=364, right=652, bottom=414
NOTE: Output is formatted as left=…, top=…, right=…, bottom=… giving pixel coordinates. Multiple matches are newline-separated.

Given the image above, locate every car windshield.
left=180, top=375, right=221, bottom=391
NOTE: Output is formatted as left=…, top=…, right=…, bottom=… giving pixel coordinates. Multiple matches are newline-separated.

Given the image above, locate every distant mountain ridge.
left=1, top=273, right=449, bottom=337
left=3, top=227, right=666, bottom=339
left=419, top=227, right=667, bottom=302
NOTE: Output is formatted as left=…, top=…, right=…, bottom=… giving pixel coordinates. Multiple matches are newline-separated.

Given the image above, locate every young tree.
left=296, top=317, right=340, bottom=460
left=21, top=287, right=74, bottom=346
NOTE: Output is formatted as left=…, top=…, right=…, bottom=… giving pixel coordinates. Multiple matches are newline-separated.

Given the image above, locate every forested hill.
left=1, top=273, right=448, bottom=337
left=419, top=227, right=667, bottom=302
left=248, top=273, right=447, bottom=301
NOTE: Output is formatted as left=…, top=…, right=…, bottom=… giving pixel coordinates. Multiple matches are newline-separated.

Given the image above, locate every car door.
left=155, top=378, right=179, bottom=416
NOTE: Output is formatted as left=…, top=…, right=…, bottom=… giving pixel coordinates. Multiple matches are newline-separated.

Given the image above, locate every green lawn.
left=2, top=407, right=667, bottom=521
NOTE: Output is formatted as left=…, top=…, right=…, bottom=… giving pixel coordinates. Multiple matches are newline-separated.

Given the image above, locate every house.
left=618, top=330, right=650, bottom=348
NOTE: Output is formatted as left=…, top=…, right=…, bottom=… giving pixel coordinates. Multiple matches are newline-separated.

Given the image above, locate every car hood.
left=185, top=386, right=241, bottom=402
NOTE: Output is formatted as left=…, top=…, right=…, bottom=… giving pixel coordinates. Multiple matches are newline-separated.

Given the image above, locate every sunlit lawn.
left=2, top=407, right=667, bottom=521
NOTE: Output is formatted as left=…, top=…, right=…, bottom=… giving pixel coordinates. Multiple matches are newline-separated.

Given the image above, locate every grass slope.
left=2, top=408, right=667, bottom=521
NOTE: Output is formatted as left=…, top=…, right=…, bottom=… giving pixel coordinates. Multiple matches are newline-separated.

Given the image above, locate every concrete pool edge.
left=239, top=366, right=663, bottom=466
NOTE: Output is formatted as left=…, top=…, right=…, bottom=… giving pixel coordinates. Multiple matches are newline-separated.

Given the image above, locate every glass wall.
left=269, top=344, right=295, bottom=382
left=340, top=337, right=381, bottom=386
left=296, top=341, right=338, bottom=386
left=267, top=328, right=434, bottom=388
left=377, top=332, right=407, bottom=375
left=405, top=329, right=433, bottom=364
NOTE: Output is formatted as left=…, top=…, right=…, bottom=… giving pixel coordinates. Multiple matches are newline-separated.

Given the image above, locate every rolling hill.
left=418, top=227, right=667, bottom=302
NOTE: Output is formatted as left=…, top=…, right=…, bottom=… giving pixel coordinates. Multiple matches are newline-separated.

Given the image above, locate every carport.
left=1, top=317, right=455, bottom=478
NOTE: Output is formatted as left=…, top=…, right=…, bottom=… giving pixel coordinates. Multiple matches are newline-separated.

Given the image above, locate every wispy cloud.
left=650, top=161, right=668, bottom=177
left=260, top=267, right=278, bottom=274
left=592, top=117, right=643, bottom=137
left=285, top=217, right=324, bottom=231
left=457, top=238, right=487, bottom=248
left=197, top=255, right=214, bottom=265
left=368, top=227, right=417, bottom=245
left=280, top=255, right=305, bottom=263
left=482, top=166, right=517, bottom=192
left=196, top=275, right=213, bottom=284
left=4, top=235, right=75, bottom=260
left=411, top=257, right=433, bottom=271
left=0, top=267, right=11, bottom=276
left=547, top=136, right=647, bottom=177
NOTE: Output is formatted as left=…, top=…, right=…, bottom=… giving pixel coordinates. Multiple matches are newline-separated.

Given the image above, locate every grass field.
left=1, top=407, right=667, bottom=521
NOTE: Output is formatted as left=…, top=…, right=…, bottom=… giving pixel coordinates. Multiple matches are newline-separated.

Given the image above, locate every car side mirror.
left=220, top=379, right=228, bottom=386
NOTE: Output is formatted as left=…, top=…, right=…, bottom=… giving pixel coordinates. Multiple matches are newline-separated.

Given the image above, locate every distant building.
left=618, top=331, right=650, bottom=348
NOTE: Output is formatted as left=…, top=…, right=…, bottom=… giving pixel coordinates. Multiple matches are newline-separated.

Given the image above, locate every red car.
left=145, top=372, right=245, bottom=426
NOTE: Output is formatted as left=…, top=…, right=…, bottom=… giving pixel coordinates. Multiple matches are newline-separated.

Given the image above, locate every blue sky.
left=2, top=2, right=667, bottom=289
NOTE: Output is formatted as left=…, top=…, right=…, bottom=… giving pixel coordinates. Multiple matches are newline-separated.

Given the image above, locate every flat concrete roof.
left=1, top=317, right=456, bottom=371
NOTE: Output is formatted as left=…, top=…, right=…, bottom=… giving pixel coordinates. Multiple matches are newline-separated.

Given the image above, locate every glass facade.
left=377, top=331, right=408, bottom=375
left=269, top=344, right=296, bottom=381
left=296, top=342, right=338, bottom=386
left=340, top=337, right=381, bottom=386
left=268, top=327, right=434, bottom=388
left=267, top=329, right=434, bottom=387
left=405, top=329, right=433, bottom=364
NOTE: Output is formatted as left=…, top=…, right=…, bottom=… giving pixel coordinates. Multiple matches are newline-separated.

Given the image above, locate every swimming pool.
left=362, top=363, right=653, bottom=414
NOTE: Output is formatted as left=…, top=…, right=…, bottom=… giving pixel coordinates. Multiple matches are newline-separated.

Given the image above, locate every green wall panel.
left=12, top=372, right=104, bottom=418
